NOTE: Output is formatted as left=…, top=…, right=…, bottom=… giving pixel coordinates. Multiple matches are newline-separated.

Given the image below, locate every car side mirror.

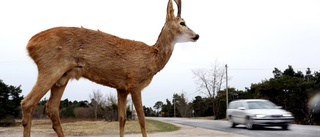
left=275, top=106, right=282, bottom=109
left=237, top=107, right=246, bottom=110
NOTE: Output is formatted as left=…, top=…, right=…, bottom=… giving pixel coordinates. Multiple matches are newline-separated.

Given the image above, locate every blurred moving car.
left=226, top=99, right=294, bottom=130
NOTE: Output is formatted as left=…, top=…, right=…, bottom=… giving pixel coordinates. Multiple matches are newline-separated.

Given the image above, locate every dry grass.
left=11, top=119, right=179, bottom=136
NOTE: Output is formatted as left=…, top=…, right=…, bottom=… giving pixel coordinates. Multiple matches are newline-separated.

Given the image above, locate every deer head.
left=164, top=0, right=199, bottom=43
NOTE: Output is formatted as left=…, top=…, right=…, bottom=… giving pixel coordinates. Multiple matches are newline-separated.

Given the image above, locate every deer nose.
left=192, top=34, right=199, bottom=41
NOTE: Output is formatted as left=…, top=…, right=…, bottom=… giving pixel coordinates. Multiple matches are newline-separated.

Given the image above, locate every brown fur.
left=21, top=0, right=198, bottom=137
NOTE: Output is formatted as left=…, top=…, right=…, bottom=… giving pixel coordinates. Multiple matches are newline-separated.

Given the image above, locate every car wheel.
left=281, top=125, right=288, bottom=130
left=246, top=117, right=254, bottom=130
left=229, top=116, right=237, bottom=128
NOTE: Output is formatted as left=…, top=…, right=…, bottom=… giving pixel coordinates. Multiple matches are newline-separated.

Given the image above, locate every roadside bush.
left=0, top=116, right=16, bottom=127
left=104, top=104, right=118, bottom=121
left=74, top=107, right=95, bottom=119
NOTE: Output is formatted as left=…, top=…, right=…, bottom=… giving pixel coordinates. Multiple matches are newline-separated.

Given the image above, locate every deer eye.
left=180, top=22, right=186, bottom=26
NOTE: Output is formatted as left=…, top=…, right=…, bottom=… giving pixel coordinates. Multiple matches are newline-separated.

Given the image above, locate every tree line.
left=153, top=65, right=320, bottom=125
left=1, top=65, right=320, bottom=126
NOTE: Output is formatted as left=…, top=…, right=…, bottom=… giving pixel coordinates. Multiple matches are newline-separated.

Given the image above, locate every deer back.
left=27, top=27, right=159, bottom=90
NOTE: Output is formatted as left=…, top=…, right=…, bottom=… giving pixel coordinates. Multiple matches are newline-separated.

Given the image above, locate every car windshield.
left=247, top=101, right=276, bottom=109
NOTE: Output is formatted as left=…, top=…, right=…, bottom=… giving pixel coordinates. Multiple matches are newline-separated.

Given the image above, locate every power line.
left=229, top=68, right=320, bottom=71
left=230, top=68, right=272, bottom=70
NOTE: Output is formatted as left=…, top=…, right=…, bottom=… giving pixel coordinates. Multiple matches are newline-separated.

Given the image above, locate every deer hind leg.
left=117, top=89, right=129, bottom=137
left=21, top=70, right=66, bottom=137
left=131, top=90, right=147, bottom=137
left=46, top=80, right=69, bottom=137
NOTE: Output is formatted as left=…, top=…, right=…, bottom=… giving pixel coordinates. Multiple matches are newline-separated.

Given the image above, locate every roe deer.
left=21, top=0, right=199, bottom=137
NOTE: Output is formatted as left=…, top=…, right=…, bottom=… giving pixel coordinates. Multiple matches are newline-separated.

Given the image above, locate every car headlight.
left=282, top=113, right=292, bottom=117
left=254, top=114, right=266, bottom=118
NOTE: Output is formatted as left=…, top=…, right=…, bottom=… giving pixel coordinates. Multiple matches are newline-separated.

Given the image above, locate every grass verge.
left=11, top=118, right=180, bottom=136
left=145, top=119, right=180, bottom=133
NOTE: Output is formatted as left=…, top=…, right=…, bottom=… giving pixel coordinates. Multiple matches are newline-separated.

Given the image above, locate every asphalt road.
left=149, top=117, right=320, bottom=137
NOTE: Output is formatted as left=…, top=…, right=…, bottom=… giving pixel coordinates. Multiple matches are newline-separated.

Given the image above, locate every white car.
left=226, top=99, right=294, bottom=130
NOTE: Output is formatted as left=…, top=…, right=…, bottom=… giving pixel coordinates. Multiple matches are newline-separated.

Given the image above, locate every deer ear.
left=166, top=0, right=175, bottom=21
left=174, top=0, right=181, bottom=18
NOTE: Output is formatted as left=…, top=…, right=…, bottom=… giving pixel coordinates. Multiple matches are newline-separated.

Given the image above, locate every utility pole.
left=173, top=96, right=176, bottom=117
left=213, top=73, right=216, bottom=118
left=173, top=93, right=176, bottom=117
left=225, top=64, right=229, bottom=109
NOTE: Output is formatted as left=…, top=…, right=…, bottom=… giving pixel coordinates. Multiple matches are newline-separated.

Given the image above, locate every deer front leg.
left=117, top=89, right=129, bottom=137
left=131, top=91, right=147, bottom=137
left=46, top=81, right=68, bottom=137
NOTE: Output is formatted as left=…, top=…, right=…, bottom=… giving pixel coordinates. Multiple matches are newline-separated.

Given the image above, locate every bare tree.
left=104, top=93, right=118, bottom=121
left=105, top=92, right=117, bottom=106
left=192, top=61, right=226, bottom=98
left=192, top=61, right=227, bottom=118
left=89, top=90, right=106, bottom=119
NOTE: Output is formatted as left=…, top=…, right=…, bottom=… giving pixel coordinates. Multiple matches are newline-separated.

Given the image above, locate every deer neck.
left=153, top=25, right=176, bottom=72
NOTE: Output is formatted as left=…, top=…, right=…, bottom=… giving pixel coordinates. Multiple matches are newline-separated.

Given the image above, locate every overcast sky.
left=1, top=0, right=320, bottom=108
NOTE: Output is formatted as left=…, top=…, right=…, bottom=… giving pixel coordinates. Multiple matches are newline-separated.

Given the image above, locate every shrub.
left=0, top=116, right=16, bottom=127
